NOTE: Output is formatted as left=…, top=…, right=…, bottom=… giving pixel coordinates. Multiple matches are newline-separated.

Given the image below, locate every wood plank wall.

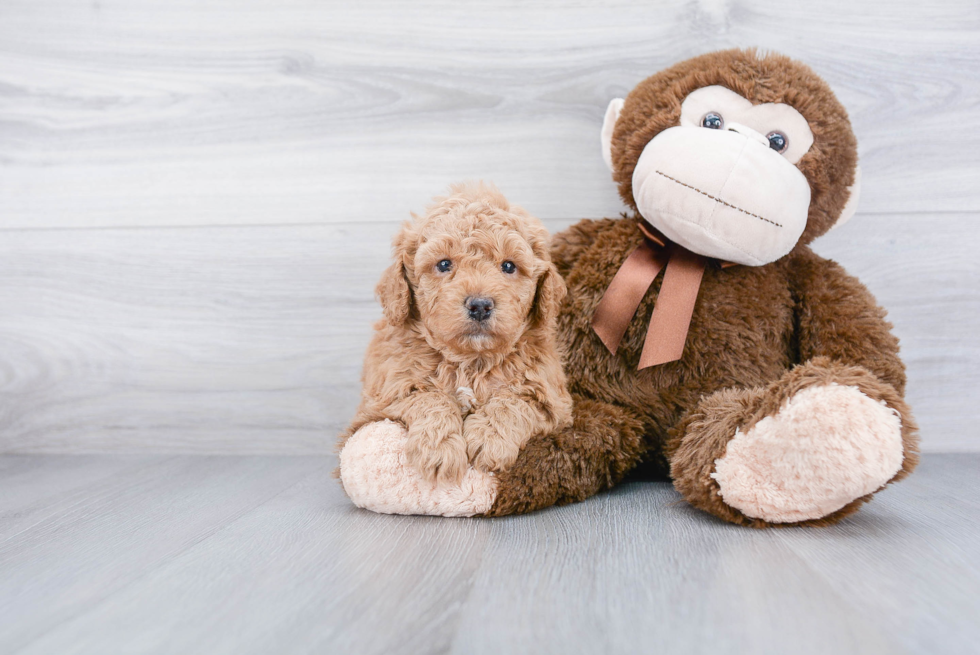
left=1, top=0, right=978, bottom=452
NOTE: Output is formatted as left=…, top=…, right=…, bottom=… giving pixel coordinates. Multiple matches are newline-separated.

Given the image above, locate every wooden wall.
left=1, top=0, right=978, bottom=452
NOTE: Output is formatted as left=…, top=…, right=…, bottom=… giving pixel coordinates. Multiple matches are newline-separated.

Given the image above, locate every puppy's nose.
left=466, top=296, right=494, bottom=322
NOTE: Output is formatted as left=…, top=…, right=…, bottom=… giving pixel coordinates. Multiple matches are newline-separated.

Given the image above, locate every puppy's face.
left=413, top=215, right=541, bottom=355
left=378, top=185, right=564, bottom=359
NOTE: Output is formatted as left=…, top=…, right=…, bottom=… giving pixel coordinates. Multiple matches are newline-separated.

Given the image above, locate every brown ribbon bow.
left=592, top=220, right=734, bottom=369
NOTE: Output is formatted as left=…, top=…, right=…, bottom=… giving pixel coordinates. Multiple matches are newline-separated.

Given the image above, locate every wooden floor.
left=0, top=453, right=976, bottom=655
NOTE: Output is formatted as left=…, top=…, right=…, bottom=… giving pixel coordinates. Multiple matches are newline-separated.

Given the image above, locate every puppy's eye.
left=501, top=261, right=517, bottom=275
left=701, top=112, right=724, bottom=129
left=436, top=259, right=452, bottom=273
left=767, top=131, right=788, bottom=153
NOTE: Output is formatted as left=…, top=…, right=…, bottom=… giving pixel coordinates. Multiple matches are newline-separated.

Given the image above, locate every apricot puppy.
left=343, top=182, right=573, bottom=484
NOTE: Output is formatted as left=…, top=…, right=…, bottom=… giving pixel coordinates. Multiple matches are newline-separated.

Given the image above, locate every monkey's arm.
left=790, top=247, right=907, bottom=393
left=787, top=248, right=920, bottom=484
left=479, top=396, right=647, bottom=516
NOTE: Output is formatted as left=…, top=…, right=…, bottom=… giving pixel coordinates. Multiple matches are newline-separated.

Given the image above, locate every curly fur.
left=343, top=182, right=573, bottom=484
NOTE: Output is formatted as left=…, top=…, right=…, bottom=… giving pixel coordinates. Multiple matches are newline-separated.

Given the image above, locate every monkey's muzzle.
left=632, top=126, right=811, bottom=266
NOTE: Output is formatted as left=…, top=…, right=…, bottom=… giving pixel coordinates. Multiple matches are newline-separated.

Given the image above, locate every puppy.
left=344, top=182, right=573, bottom=484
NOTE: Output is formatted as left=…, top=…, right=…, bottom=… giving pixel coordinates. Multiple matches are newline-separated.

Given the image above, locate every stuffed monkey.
left=341, top=49, right=919, bottom=527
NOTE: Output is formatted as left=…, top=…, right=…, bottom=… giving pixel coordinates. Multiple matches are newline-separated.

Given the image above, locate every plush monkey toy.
left=341, top=49, right=919, bottom=527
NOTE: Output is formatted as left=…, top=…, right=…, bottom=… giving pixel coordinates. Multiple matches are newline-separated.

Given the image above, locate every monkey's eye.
left=436, top=259, right=452, bottom=273
left=767, top=131, right=789, bottom=153
left=701, top=112, right=724, bottom=129
left=501, top=261, right=517, bottom=275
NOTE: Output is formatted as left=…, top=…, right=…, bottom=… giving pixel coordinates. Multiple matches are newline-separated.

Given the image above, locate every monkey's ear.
left=530, top=263, right=567, bottom=328
left=830, top=166, right=862, bottom=231
left=376, top=262, right=413, bottom=325
left=601, top=98, right=625, bottom=172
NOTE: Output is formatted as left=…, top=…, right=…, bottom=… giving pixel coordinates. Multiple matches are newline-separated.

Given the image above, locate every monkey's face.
left=602, top=51, right=861, bottom=266
left=605, top=86, right=814, bottom=266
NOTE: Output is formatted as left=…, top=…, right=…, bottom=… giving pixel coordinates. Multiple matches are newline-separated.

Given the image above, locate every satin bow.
left=592, top=220, right=734, bottom=369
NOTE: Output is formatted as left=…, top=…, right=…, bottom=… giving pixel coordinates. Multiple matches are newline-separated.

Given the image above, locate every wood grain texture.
left=0, top=0, right=977, bottom=454
left=0, top=212, right=975, bottom=453
left=15, top=460, right=492, bottom=655
left=0, top=454, right=976, bottom=654
left=0, top=454, right=160, bottom=541
left=1, top=0, right=978, bottom=229
left=0, top=455, right=327, bottom=653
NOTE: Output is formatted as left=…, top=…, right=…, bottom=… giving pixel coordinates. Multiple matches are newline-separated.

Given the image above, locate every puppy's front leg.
left=388, top=391, right=468, bottom=485
left=464, top=393, right=544, bottom=475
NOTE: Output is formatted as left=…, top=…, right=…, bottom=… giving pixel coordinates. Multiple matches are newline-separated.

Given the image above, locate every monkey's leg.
left=666, top=358, right=919, bottom=527
left=481, top=396, right=647, bottom=516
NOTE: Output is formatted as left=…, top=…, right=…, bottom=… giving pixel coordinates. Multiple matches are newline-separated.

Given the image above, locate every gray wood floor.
left=0, top=453, right=976, bottom=655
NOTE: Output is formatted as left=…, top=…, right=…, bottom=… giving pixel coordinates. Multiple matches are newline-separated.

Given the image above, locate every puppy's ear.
left=376, top=222, right=417, bottom=326
left=530, top=262, right=566, bottom=327
left=376, top=261, right=413, bottom=326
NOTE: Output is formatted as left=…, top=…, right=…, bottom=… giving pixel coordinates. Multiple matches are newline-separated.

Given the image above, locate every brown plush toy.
left=341, top=49, right=919, bottom=527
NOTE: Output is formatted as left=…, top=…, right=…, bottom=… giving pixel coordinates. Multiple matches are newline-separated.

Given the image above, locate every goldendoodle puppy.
left=343, top=182, right=573, bottom=484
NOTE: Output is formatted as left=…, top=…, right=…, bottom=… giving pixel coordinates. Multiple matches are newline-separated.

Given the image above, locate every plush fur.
left=481, top=49, right=919, bottom=526
left=341, top=182, right=573, bottom=486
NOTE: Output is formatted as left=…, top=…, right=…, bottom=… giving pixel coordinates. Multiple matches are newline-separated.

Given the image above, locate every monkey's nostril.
left=465, top=297, right=494, bottom=322
left=725, top=122, right=769, bottom=147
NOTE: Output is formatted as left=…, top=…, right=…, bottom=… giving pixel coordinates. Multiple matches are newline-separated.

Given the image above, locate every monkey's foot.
left=711, top=383, right=904, bottom=523
left=339, top=420, right=498, bottom=517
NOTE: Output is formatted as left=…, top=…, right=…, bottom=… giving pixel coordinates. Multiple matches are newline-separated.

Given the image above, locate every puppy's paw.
left=464, top=413, right=522, bottom=474
left=405, top=429, right=469, bottom=485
